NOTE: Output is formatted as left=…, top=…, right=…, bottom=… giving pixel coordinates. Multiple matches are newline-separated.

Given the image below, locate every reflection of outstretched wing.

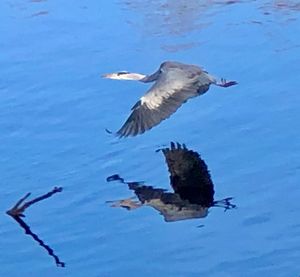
left=162, top=142, right=214, bottom=207
left=128, top=183, right=208, bottom=222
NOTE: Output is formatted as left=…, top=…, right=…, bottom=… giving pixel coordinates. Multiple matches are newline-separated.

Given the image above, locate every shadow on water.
left=107, top=142, right=235, bottom=223
left=6, top=187, right=65, bottom=268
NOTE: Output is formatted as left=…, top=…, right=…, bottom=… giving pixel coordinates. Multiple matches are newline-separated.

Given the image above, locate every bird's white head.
left=102, top=71, right=146, bottom=81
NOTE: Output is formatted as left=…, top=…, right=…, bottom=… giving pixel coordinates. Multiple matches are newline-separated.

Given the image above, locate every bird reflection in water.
left=6, top=187, right=65, bottom=267
left=107, top=142, right=235, bottom=222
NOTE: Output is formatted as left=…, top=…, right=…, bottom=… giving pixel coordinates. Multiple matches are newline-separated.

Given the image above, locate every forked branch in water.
left=6, top=187, right=65, bottom=267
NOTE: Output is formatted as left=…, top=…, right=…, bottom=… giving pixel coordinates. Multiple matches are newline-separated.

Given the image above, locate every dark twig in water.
left=6, top=187, right=65, bottom=267
left=12, top=216, right=65, bottom=267
left=7, top=186, right=62, bottom=217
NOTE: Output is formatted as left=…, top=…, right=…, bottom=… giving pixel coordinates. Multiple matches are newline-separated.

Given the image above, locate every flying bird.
left=107, top=142, right=235, bottom=222
left=103, top=61, right=237, bottom=137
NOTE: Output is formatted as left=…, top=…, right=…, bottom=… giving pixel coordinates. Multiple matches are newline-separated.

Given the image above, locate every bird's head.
left=102, top=71, right=146, bottom=81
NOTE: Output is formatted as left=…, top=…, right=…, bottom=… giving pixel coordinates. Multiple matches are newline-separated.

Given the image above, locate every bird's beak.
left=101, top=72, right=125, bottom=80
left=102, top=73, right=114, bottom=79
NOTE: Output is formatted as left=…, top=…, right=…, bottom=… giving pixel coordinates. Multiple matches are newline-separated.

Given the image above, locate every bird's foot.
left=213, top=197, right=236, bottom=211
left=217, top=78, right=238, bottom=88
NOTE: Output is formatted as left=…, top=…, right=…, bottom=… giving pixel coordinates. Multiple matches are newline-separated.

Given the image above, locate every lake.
left=0, top=0, right=300, bottom=276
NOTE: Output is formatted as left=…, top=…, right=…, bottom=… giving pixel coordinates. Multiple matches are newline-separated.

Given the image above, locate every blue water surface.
left=1, top=0, right=300, bottom=276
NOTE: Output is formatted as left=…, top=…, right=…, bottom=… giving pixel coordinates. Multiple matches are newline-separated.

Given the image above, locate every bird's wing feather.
left=162, top=142, right=215, bottom=206
left=117, top=68, right=214, bottom=137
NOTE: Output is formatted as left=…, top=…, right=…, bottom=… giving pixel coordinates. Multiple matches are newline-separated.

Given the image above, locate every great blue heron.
left=107, top=142, right=235, bottom=222
left=103, top=61, right=237, bottom=137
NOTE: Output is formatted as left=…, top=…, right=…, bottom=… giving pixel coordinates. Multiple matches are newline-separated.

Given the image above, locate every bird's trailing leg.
left=213, top=197, right=236, bottom=211
left=216, top=78, right=238, bottom=88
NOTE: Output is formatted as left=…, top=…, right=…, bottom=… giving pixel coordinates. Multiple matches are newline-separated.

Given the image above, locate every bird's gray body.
left=117, top=61, right=217, bottom=137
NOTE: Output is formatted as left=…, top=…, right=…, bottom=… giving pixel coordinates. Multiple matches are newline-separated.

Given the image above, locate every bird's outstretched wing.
left=161, top=142, right=215, bottom=207
left=117, top=66, right=215, bottom=137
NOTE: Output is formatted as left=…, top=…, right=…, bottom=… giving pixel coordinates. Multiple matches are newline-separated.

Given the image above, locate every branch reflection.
left=6, top=187, right=65, bottom=267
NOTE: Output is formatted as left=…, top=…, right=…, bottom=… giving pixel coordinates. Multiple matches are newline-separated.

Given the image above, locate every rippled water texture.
left=1, top=0, right=300, bottom=276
